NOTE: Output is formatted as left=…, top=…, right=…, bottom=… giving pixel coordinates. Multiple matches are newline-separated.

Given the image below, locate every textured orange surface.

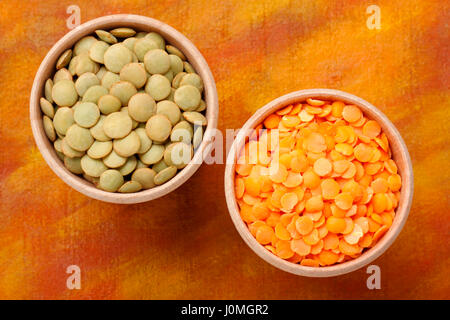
left=0, top=0, right=449, bottom=299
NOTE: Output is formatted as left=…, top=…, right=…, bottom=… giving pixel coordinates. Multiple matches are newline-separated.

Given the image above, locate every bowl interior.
left=225, top=89, right=413, bottom=277
left=30, top=14, right=218, bottom=204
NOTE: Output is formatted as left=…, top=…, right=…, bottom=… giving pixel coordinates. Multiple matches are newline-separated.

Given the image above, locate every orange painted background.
left=0, top=0, right=449, bottom=299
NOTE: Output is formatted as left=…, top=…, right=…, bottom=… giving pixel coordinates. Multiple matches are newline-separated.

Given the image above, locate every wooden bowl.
left=30, top=14, right=218, bottom=204
left=224, top=89, right=413, bottom=277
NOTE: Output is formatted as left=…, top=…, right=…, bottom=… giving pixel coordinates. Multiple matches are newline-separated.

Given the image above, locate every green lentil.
left=128, top=93, right=156, bottom=122
left=64, top=156, right=83, bottom=174
left=73, top=102, right=100, bottom=128
left=66, top=124, right=94, bottom=152
left=95, top=30, right=118, bottom=44
left=118, top=155, right=137, bottom=176
left=40, top=27, right=207, bottom=192
left=144, top=49, right=170, bottom=74
left=103, top=111, right=132, bottom=139
left=89, top=40, right=110, bottom=64
left=40, top=97, right=55, bottom=118
left=53, top=107, right=74, bottom=135
left=75, top=53, right=99, bottom=76
left=81, top=154, right=108, bottom=177
left=110, top=27, right=136, bottom=38
left=172, top=72, right=187, bottom=89
left=56, top=49, right=73, bottom=70
left=183, top=111, right=207, bottom=126
left=73, top=36, right=96, bottom=55
left=110, top=81, right=137, bottom=106
left=52, top=79, right=78, bottom=107
left=145, top=74, right=171, bottom=101
left=166, top=45, right=186, bottom=61
left=134, top=38, right=159, bottom=62
left=103, top=150, right=127, bottom=168
left=90, top=115, right=111, bottom=142
left=135, top=127, right=152, bottom=154
left=82, top=85, right=108, bottom=103
left=156, top=100, right=181, bottom=125
left=104, top=43, right=132, bottom=73
left=120, top=62, right=147, bottom=88
left=87, top=140, right=113, bottom=159
left=43, top=116, right=56, bottom=142
left=131, top=167, right=156, bottom=189
left=61, top=138, right=85, bottom=158
left=53, top=68, right=73, bottom=83
left=118, top=180, right=142, bottom=193
left=99, top=169, right=124, bottom=192
left=44, top=79, right=54, bottom=103
left=154, top=166, right=177, bottom=185
left=145, top=114, right=172, bottom=142
left=174, top=85, right=201, bottom=111
left=180, top=73, right=203, bottom=92
left=113, top=130, right=141, bottom=157
left=145, top=32, right=165, bottom=49
left=75, top=72, right=100, bottom=96
left=139, top=144, right=165, bottom=165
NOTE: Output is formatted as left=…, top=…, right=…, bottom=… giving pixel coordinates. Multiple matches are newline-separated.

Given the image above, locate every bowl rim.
left=30, top=14, right=219, bottom=204
left=224, top=89, right=413, bottom=277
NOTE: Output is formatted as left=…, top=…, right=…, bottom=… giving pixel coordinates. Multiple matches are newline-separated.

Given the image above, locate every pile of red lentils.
left=234, top=98, right=402, bottom=267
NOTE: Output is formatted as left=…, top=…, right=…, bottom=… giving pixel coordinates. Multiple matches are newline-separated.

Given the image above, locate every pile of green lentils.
left=40, top=27, right=207, bottom=193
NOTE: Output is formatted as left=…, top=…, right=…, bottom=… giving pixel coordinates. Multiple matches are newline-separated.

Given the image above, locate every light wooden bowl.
left=30, top=14, right=218, bottom=204
left=225, top=89, right=413, bottom=277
